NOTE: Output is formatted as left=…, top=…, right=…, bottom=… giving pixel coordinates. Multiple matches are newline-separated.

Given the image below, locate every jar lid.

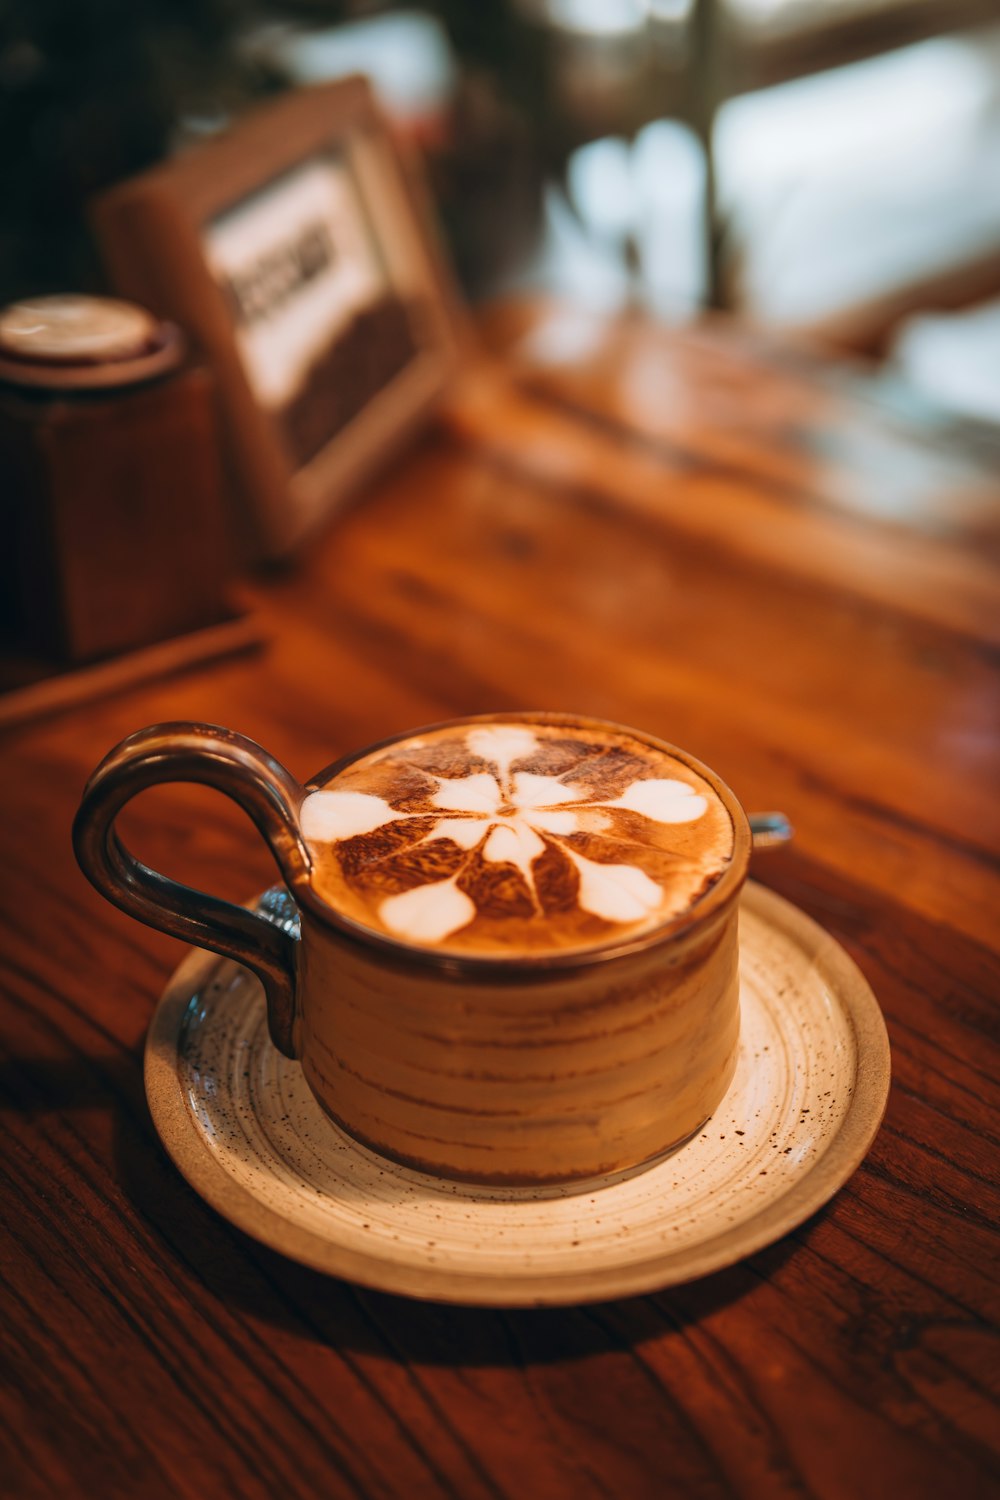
left=0, top=294, right=183, bottom=391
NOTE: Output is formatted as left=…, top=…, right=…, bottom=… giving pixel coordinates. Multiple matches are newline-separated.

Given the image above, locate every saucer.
left=145, top=882, right=890, bottom=1306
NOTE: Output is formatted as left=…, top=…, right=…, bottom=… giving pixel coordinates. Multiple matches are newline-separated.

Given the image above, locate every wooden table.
left=2, top=302, right=998, bottom=1499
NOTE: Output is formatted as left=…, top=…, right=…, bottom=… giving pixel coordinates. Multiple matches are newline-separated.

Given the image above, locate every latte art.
left=301, top=720, right=735, bottom=954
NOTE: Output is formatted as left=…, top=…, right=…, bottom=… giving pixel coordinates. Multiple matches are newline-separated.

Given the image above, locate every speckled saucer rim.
left=144, top=881, right=890, bottom=1306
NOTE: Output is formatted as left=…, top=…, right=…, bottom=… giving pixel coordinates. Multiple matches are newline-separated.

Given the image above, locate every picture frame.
left=93, top=78, right=464, bottom=558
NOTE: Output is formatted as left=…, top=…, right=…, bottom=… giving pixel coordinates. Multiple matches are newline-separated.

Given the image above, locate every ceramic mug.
left=73, top=714, right=752, bottom=1183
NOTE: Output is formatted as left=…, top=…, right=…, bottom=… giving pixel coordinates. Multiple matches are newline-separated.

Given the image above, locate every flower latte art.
left=301, top=721, right=735, bottom=954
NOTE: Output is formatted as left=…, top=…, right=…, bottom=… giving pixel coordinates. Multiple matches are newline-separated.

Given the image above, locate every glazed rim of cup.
left=287, top=713, right=753, bottom=979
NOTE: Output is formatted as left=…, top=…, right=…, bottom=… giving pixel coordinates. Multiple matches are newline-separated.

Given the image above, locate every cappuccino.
left=75, top=714, right=750, bottom=1181
left=301, top=718, right=735, bottom=956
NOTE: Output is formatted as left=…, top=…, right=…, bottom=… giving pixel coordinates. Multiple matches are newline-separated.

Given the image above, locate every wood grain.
left=1, top=299, right=998, bottom=1499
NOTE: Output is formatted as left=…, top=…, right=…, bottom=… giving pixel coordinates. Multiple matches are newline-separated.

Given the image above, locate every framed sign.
left=93, top=79, right=464, bottom=557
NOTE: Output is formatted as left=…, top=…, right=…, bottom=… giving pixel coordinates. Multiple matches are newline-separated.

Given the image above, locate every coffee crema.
left=300, top=719, right=735, bottom=955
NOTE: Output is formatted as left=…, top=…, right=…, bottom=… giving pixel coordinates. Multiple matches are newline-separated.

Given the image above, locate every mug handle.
left=72, top=723, right=311, bottom=1058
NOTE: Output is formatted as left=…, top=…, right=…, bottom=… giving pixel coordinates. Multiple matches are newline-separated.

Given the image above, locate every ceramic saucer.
left=145, top=881, right=890, bottom=1306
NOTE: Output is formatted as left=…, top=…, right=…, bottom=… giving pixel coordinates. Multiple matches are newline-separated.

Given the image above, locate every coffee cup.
left=74, top=713, right=751, bottom=1183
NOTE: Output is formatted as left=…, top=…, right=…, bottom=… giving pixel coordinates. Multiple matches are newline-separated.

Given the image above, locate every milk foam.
left=301, top=720, right=735, bottom=955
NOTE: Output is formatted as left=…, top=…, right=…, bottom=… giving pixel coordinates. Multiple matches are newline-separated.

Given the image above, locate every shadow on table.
left=1, top=1046, right=810, bottom=1364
